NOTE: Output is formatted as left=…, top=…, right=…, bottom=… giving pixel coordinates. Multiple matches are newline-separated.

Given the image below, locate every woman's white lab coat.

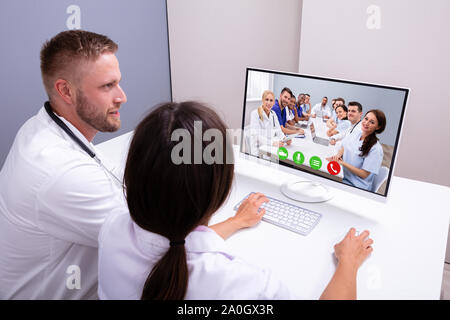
left=247, top=107, right=285, bottom=156
left=98, top=209, right=298, bottom=299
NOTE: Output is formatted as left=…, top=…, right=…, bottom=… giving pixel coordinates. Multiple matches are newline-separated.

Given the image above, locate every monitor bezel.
left=239, top=67, right=410, bottom=202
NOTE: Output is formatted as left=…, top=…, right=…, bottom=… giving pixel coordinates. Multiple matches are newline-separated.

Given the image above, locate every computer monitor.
left=240, top=68, right=409, bottom=203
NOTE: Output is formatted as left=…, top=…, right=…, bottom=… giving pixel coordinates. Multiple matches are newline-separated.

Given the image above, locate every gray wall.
left=298, top=0, right=450, bottom=188
left=272, top=73, right=406, bottom=146
left=0, top=0, right=172, bottom=167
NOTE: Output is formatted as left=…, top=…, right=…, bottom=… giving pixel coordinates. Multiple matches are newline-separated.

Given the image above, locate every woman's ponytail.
left=359, top=132, right=378, bottom=157
left=141, top=245, right=188, bottom=300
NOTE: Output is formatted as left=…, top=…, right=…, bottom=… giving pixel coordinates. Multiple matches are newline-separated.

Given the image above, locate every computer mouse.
left=332, top=229, right=360, bottom=245
left=330, top=229, right=372, bottom=266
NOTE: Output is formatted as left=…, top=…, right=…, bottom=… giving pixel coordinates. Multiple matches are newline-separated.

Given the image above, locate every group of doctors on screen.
left=248, top=88, right=387, bottom=192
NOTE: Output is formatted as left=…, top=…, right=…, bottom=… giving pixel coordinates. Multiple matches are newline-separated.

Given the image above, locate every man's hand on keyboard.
left=232, top=192, right=269, bottom=228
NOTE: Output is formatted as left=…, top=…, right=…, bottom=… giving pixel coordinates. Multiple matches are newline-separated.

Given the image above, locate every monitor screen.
left=240, top=68, right=409, bottom=197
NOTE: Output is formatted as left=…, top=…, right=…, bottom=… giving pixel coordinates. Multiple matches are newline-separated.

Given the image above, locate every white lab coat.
left=311, top=103, right=331, bottom=118
left=248, top=108, right=285, bottom=156
left=331, top=121, right=361, bottom=142
left=0, top=106, right=126, bottom=299
left=98, top=209, right=299, bottom=299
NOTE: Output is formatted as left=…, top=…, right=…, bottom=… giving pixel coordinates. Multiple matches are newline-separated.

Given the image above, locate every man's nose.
left=115, top=85, right=127, bottom=104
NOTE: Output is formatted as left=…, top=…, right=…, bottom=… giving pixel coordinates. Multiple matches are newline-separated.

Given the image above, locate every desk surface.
left=96, top=131, right=450, bottom=300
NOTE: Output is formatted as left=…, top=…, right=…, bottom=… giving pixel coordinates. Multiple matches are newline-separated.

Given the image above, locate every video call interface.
left=241, top=68, right=408, bottom=196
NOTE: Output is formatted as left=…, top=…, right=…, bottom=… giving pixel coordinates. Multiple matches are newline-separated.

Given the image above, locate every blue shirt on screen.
left=272, top=99, right=287, bottom=127
left=295, top=105, right=303, bottom=118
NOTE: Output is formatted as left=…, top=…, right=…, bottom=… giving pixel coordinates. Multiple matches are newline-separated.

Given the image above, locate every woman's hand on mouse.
left=334, top=228, right=373, bottom=269
left=320, top=228, right=374, bottom=300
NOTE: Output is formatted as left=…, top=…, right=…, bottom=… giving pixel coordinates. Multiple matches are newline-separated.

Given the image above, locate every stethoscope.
left=270, top=110, right=276, bottom=128
left=350, top=120, right=362, bottom=134
left=44, top=101, right=123, bottom=187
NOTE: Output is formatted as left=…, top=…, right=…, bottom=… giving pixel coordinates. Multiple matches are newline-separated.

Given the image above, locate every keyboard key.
left=233, top=192, right=322, bottom=236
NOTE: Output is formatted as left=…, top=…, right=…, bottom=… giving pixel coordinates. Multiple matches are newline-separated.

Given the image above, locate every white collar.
left=40, top=105, right=93, bottom=148
left=132, top=222, right=235, bottom=259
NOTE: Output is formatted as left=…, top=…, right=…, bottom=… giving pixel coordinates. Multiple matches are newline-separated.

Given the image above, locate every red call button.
left=327, top=161, right=341, bottom=175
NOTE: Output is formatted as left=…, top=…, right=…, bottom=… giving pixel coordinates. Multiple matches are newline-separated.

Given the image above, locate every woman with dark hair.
left=327, top=109, right=386, bottom=191
left=326, top=105, right=351, bottom=137
left=98, top=101, right=373, bottom=300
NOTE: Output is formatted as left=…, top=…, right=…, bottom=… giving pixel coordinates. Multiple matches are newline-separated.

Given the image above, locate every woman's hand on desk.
left=273, top=141, right=290, bottom=147
left=334, top=228, right=373, bottom=269
left=209, top=193, right=268, bottom=240
left=320, top=228, right=373, bottom=300
left=326, top=154, right=342, bottom=162
left=326, top=147, right=344, bottom=162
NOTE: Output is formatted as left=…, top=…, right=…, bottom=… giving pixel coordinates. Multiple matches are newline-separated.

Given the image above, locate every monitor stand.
left=280, top=180, right=333, bottom=203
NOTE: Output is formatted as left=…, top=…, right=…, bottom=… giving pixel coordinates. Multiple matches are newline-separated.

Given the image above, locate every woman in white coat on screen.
left=98, top=101, right=373, bottom=300
left=248, top=90, right=291, bottom=156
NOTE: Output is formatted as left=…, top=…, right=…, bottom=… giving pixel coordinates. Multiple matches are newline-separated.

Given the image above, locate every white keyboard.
left=233, top=192, right=322, bottom=236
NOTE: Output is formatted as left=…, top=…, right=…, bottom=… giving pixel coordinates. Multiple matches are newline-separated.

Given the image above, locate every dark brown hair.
left=348, top=101, right=363, bottom=113
left=281, top=87, right=293, bottom=97
left=40, top=30, right=118, bottom=96
left=336, top=105, right=348, bottom=120
left=359, top=109, right=386, bottom=157
left=335, top=97, right=345, bottom=104
left=123, top=101, right=234, bottom=300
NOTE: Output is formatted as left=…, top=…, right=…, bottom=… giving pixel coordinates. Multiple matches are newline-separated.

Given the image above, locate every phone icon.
left=327, top=161, right=341, bottom=175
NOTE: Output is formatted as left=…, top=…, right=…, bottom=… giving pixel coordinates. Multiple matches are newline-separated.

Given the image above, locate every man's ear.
left=54, top=79, right=76, bottom=105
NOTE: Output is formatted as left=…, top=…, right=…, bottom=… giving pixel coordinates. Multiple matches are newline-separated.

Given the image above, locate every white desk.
left=96, top=132, right=450, bottom=300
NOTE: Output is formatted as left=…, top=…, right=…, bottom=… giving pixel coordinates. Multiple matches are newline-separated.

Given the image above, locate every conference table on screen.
left=258, top=116, right=344, bottom=181
left=96, top=131, right=450, bottom=300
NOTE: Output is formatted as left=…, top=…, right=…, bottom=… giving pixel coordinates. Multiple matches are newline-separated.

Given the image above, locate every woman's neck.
left=360, top=132, right=369, bottom=140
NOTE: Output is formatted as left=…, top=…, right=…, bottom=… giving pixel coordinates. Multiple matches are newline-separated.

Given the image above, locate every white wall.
left=298, top=0, right=450, bottom=188
left=167, top=0, right=449, bottom=262
left=166, top=0, right=303, bottom=130
left=447, top=226, right=450, bottom=262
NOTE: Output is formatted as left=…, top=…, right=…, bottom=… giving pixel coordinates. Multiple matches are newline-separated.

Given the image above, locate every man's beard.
left=75, top=90, right=120, bottom=133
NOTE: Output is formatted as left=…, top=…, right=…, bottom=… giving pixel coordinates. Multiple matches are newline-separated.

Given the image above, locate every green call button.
left=309, top=156, right=322, bottom=170
left=277, top=147, right=288, bottom=160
